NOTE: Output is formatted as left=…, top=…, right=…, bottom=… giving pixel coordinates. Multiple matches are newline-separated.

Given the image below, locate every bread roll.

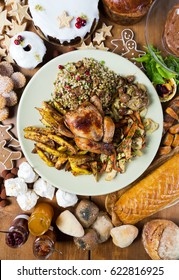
left=114, top=154, right=179, bottom=224
left=101, top=0, right=153, bottom=25
left=142, top=219, right=179, bottom=260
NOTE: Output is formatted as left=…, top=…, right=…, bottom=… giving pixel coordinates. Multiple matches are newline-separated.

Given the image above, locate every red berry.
left=17, top=35, right=23, bottom=41
left=58, top=65, right=64, bottom=69
left=85, top=70, right=90, bottom=76
left=75, top=22, right=82, bottom=29
left=76, top=17, right=82, bottom=23
left=76, top=76, right=80, bottom=81
left=81, top=19, right=86, bottom=26
left=14, top=40, right=20, bottom=45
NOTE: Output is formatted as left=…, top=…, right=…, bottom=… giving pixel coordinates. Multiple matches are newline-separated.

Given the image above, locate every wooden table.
left=0, top=4, right=179, bottom=260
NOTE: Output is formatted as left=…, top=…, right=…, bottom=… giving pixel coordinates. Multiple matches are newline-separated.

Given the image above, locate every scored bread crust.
left=114, top=154, right=179, bottom=225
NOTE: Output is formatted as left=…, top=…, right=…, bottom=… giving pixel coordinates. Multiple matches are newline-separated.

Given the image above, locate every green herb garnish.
left=133, top=46, right=179, bottom=86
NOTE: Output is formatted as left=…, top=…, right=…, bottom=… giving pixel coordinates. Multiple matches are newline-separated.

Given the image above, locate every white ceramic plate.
left=17, top=50, right=163, bottom=196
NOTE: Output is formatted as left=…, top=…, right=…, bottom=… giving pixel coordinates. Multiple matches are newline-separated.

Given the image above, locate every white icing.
left=56, top=189, right=78, bottom=208
left=9, top=31, right=46, bottom=69
left=28, top=0, right=99, bottom=43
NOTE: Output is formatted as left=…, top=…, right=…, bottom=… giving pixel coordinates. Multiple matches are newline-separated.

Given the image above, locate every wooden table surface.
left=0, top=3, right=179, bottom=260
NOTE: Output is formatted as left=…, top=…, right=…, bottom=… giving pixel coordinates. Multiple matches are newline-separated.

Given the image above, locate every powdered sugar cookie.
left=0, top=75, right=14, bottom=94
left=11, top=72, right=26, bottom=88
left=0, top=61, right=14, bottom=77
left=9, top=31, right=46, bottom=69
left=2, top=91, right=18, bottom=107
left=0, top=95, right=6, bottom=109
left=0, top=107, right=9, bottom=121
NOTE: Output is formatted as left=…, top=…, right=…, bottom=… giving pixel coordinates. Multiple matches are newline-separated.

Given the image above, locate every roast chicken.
left=64, top=96, right=115, bottom=155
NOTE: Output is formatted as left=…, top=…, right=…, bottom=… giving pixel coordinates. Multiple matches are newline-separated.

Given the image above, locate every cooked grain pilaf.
left=53, top=58, right=123, bottom=111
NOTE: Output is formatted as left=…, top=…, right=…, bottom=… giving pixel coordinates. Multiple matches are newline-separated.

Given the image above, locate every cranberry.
left=58, top=65, right=64, bottom=70
left=14, top=39, right=20, bottom=45
left=75, top=22, right=82, bottom=29
left=85, top=70, right=90, bottom=76
left=156, top=84, right=169, bottom=97
left=17, top=35, right=23, bottom=41
left=76, top=76, right=81, bottom=81
left=76, top=17, right=82, bottom=23
left=81, top=19, right=86, bottom=26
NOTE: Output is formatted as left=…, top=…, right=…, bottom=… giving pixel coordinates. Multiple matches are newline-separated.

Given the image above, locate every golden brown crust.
left=142, top=219, right=179, bottom=260
left=114, top=154, right=179, bottom=224
left=102, top=0, right=154, bottom=24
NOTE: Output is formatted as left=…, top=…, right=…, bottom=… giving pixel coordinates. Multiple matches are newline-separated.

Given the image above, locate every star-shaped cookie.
left=77, top=42, right=96, bottom=50
left=8, top=3, right=32, bottom=24
left=0, top=10, right=12, bottom=34
left=97, top=23, right=113, bottom=37
left=7, top=19, right=27, bottom=37
left=57, top=11, right=74, bottom=28
left=93, top=32, right=105, bottom=45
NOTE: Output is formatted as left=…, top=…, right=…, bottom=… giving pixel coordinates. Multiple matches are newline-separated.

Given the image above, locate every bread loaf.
left=101, top=0, right=153, bottom=25
left=142, top=219, right=179, bottom=260
left=114, top=154, right=179, bottom=224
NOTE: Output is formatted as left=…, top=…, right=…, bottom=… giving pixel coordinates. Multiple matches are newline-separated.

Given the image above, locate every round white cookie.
left=9, top=31, right=46, bottom=69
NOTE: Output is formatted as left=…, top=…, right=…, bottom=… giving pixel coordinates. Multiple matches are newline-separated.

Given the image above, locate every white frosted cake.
left=28, top=0, right=99, bottom=45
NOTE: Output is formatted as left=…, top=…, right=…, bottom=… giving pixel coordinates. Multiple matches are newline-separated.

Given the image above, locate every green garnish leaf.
left=133, top=46, right=178, bottom=87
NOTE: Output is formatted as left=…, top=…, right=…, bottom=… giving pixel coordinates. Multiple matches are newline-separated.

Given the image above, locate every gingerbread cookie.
left=0, top=140, right=22, bottom=170
left=0, top=123, right=20, bottom=148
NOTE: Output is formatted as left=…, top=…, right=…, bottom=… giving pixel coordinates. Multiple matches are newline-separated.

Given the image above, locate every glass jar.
left=33, top=226, right=57, bottom=259
left=101, top=0, right=154, bottom=25
left=5, top=214, right=30, bottom=248
left=28, top=202, right=54, bottom=236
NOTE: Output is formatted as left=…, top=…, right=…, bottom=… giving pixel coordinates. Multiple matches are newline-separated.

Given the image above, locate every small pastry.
left=0, top=95, right=6, bottom=109
left=11, top=72, right=26, bottom=89
left=110, top=225, right=139, bottom=248
left=75, top=199, right=99, bottom=228
left=9, top=31, right=46, bottom=69
left=0, top=75, right=14, bottom=94
left=33, top=177, right=55, bottom=200
left=0, top=61, right=14, bottom=77
left=2, top=91, right=18, bottom=107
left=17, top=162, right=38, bottom=183
left=0, top=107, right=9, bottom=121
left=74, top=228, right=99, bottom=250
left=91, top=211, right=113, bottom=243
left=56, top=189, right=78, bottom=208
left=17, top=189, right=39, bottom=211
left=4, top=177, right=28, bottom=197
left=142, top=219, right=179, bottom=260
left=56, top=210, right=84, bottom=237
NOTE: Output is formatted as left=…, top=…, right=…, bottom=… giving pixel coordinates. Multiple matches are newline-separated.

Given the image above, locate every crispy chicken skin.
left=75, top=137, right=114, bottom=155
left=103, top=116, right=115, bottom=143
left=64, top=102, right=103, bottom=142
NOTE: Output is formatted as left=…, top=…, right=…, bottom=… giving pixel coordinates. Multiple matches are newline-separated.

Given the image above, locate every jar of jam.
left=5, top=214, right=30, bottom=248
left=33, top=226, right=57, bottom=259
left=28, top=202, right=54, bottom=236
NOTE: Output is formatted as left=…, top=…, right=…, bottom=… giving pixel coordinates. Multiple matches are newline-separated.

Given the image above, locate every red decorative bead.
left=14, top=39, right=20, bottom=45
left=81, top=19, right=86, bottom=26
left=17, top=35, right=23, bottom=41
left=76, top=17, right=82, bottom=23
left=75, top=22, right=82, bottom=29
